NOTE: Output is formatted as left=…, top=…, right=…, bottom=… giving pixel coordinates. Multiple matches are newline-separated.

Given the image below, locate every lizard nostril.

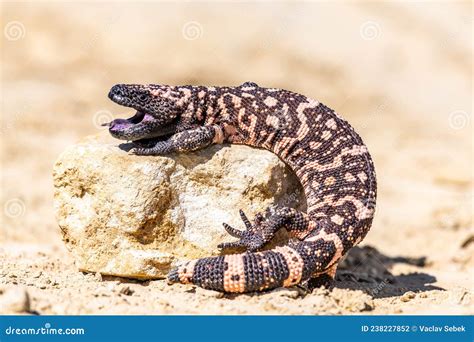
left=109, top=85, right=125, bottom=98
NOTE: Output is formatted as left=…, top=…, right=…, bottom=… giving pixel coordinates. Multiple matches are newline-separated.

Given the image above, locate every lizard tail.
left=168, top=240, right=339, bottom=293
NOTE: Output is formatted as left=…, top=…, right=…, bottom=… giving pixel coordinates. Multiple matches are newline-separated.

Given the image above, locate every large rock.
left=53, top=132, right=305, bottom=279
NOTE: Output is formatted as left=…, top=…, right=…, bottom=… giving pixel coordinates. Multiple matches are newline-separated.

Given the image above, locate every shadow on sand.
left=336, top=246, right=443, bottom=299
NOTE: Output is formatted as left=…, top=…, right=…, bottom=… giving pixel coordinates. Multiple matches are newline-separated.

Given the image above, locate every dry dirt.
left=0, top=2, right=472, bottom=315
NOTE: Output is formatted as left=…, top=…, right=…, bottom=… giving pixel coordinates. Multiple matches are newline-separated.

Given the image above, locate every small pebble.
left=119, top=286, right=134, bottom=296
left=401, top=291, right=416, bottom=302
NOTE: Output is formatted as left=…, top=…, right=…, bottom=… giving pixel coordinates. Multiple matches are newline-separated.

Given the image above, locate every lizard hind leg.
left=219, top=207, right=319, bottom=252
left=218, top=209, right=267, bottom=252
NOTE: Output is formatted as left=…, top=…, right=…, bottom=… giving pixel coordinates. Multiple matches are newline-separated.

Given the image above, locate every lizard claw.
left=222, top=223, right=244, bottom=238
left=239, top=209, right=252, bottom=230
left=130, top=147, right=148, bottom=155
left=220, top=209, right=267, bottom=252
left=254, top=212, right=265, bottom=225
left=217, top=241, right=243, bottom=249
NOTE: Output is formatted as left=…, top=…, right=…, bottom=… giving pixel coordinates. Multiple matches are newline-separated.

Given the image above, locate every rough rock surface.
left=53, top=133, right=305, bottom=279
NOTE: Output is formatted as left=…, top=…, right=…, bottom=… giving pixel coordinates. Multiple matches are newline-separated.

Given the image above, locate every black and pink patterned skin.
left=106, top=82, right=377, bottom=293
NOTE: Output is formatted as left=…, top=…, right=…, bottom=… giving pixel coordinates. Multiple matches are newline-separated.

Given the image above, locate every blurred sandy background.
left=0, top=1, right=472, bottom=314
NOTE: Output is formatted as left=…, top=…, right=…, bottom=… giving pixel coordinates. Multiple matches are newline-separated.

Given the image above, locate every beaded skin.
left=106, top=82, right=377, bottom=293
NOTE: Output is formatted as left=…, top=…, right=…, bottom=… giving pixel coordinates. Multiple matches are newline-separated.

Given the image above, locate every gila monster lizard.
left=104, top=82, right=377, bottom=293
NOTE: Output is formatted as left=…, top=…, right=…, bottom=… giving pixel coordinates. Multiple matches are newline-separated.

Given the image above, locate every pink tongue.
left=142, top=113, right=154, bottom=122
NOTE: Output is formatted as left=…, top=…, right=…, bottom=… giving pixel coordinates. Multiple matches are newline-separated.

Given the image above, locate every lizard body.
left=106, top=82, right=377, bottom=293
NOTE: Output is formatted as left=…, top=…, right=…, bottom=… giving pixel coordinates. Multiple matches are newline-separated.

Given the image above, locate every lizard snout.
left=108, top=84, right=127, bottom=102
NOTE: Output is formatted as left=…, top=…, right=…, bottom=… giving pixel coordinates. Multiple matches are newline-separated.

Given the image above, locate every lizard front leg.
left=131, top=125, right=221, bottom=156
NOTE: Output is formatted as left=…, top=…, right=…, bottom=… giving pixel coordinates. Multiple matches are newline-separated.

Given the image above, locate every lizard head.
left=104, top=84, right=188, bottom=141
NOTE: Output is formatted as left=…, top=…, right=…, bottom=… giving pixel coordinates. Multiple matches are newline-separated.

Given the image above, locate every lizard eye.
left=138, top=94, right=148, bottom=102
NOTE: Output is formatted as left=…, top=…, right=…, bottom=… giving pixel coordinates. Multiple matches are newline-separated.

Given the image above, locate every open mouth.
left=102, top=110, right=155, bottom=131
left=104, top=90, right=155, bottom=131
left=105, top=87, right=177, bottom=141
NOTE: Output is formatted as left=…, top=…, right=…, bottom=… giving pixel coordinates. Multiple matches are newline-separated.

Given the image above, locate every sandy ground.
left=0, top=2, right=472, bottom=314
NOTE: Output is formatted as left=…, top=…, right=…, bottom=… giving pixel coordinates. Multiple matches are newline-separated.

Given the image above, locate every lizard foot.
left=218, top=209, right=267, bottom=252
left=130, top=141, right=172, bottom=156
